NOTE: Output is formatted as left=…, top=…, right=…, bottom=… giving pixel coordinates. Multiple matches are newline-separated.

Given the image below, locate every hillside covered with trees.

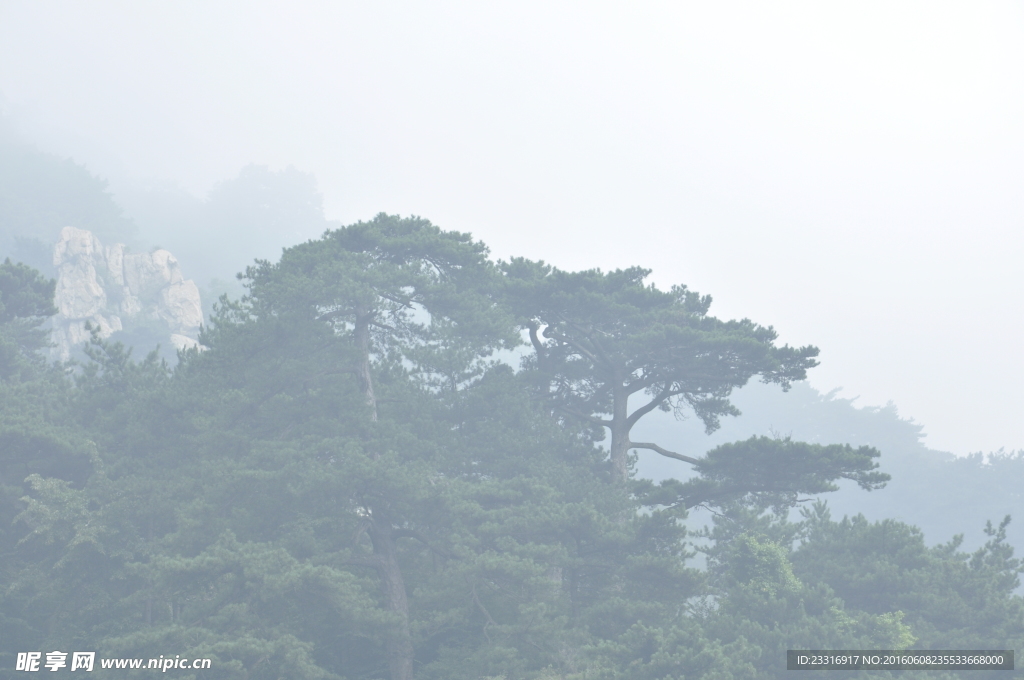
left=0, top=143, right=1021, bottom=679
left=0, top=211, right=1020, bottom=680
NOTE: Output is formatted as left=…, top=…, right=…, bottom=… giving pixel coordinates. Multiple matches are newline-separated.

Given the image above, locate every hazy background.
left=1, top=1, right=1022, bottom=456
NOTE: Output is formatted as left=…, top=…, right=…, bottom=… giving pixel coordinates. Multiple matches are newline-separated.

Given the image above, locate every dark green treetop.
left=243, top=213, right=517, bottom=419
left=502, top=259, right=820, bottom=482
left=2, top=219, right=1019, bottom=680
left=638, top=436, right=889, bottom=513
left=792, top=503, right=1024, bottom=651
left=0, top=258, right=57, bottom=379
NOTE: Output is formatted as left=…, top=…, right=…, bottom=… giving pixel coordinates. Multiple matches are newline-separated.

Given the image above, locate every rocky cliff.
left=51, top=227, right=202, bottom=360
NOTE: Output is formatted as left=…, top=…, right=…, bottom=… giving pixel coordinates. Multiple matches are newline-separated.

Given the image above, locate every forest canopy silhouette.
left=0, top=203, right=1021, bottom=679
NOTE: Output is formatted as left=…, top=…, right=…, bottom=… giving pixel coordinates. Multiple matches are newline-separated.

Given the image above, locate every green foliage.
left=0, top=258, right=57, bottom=379
left=726, top=534, right=802, bottom=598
left=635, top=381, right=1024, bottom=558
left=0, top=259, right=57, bottom=324
left=0, top=237, right=1019, bottom=680
left=638, top=436, right=888, bottom=513
left=0, top=269, right=85, bottom=670
left=502, top=259, right=819, bottom=481
left=792, top=502, right=1024, bottom=651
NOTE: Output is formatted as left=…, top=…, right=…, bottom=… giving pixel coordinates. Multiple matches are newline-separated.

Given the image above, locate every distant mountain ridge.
left=634, top=380, right=1023, bottom=555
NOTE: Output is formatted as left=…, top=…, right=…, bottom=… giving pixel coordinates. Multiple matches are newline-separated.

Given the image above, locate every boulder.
left=50, top=227, right=203, bottom=360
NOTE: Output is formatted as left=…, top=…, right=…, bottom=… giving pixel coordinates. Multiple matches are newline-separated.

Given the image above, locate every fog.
left=2, top=1, right=1023, bottom=455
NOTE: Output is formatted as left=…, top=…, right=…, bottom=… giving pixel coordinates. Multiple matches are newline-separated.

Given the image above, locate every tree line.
left=0, top=215, right=1021, bottom=679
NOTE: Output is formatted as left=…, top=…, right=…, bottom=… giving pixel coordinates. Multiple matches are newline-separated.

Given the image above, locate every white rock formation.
left=51, top=227, right=203, bottom=360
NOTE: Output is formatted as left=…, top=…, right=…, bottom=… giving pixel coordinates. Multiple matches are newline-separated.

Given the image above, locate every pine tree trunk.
left=353, top=312, right=378, bottom=421
left=369, top=517, right=414, bottom=680
left=609, top=384, right=631, bottom=483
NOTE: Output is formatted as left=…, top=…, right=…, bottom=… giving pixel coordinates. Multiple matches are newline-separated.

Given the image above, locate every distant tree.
left=0, top=258, right=57, bottom=378
left=634, top=380, right=1024, bottom=556
left=0, top=258, right=56, bottom=325
left=502, top=260, right=820, bottom=483
left=792, top=503, right=1024, bottom=651
left=0, top=139, right=137, bottom=264
left=637, top=436, right=888, bottom=513
left=17, top=296, right=658, bottom=680
left=244, top=213, right=516, bottom=420
left=112, top=164, right=329, bottom=287
left=6, top=227, right=1020, bottom=680
left=201, top=215, right=518, bottom=679
left=168, top=163, right=332, bottom=284
left=0, top=262, right=89, bottom=668
left=205, top=164, right=327, bottom=250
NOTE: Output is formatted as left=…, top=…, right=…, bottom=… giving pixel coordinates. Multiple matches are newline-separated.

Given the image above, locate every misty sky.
left=1, top=2, right=1022, bottom=456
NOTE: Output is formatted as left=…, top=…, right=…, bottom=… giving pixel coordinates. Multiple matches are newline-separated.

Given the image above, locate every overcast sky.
left=2, top=1, right=1022, bottom=455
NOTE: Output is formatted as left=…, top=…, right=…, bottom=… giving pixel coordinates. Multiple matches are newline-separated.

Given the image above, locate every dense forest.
left=0, top=135, right=1022, bottom=679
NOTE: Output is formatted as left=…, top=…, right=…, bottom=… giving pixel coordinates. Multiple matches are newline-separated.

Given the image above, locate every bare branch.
left=626, top=388, right=682, bottom=428
left=368, top=320, right=399, bottom=333
left=316, top=308, right=355, bottom=323
left=376, top=291, right=416, bottom=308
left=528, top=322, right=545, bottom=352
left=629, top=441, right=701, bottom=466
left=528, top=321, right=548, bottom=370
left=470, top=581, right=497, bottom=643
left=692, top=503, right=737, bottom=522
left=542, top=328, right=602, bottom=367
left=568, top=320, right=614, bottom=368
left=624, top=372, right=663, bottom=395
